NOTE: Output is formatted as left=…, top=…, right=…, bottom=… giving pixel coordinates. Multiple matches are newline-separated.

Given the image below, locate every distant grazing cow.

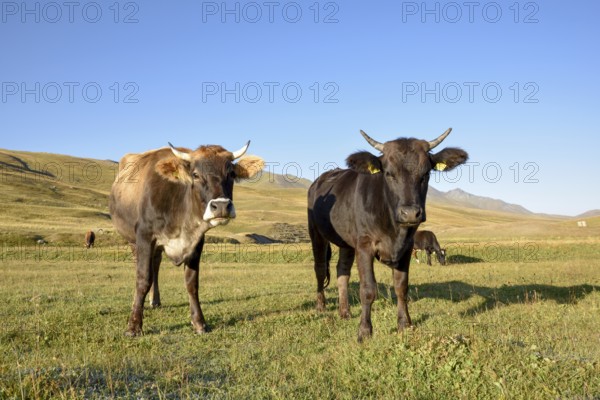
left=109, top=141, right=264, bottom=336
left=85, top=230, right=95, bottom=248
left=412, top=230, right=446, bottom=265
left=308, top=128, right=467, bottom=341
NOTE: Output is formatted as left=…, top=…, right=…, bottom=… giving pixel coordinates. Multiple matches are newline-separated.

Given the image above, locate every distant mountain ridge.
left=241, top=172, right=536, bottom=215
left=1, top=148, right=594, bottom=218
left=576, top=209, right=600, bottom=219
left=238, top=170, right=311, bottom=189
left=428, top=187, right=533, bottom=215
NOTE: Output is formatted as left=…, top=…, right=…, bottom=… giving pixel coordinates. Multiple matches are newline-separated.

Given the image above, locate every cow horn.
left=168, top=142, right=192, bottom=161
left=428, top=128, right=452, bottom=150
left=360, top=130, right=385, bottom=152
left=232, top=140, right=250, bottom=160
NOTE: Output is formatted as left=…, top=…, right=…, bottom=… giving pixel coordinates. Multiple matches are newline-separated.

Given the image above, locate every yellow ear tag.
left=434, top=162, right=447, bottom=171
left=368, top=164, right=381, bottom=174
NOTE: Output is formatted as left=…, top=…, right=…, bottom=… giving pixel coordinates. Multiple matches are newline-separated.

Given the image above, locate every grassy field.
left=1, top=149, right=599, bottom=398
left=1, top=241, right=599, bottom=399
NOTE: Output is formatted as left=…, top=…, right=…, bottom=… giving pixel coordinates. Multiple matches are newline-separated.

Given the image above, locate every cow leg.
left=426, top=250, right=432, bottom=266
left=185, top=238, right=208, bottom=334
left=126, top=236, right=154, bottom=337
left=393, top=251, right=413, bottom=332
left=309, top=228, right=330, bottom=312
left=149, top=249, right=162, bottom=308
left=336, top=247, right=355, bottom=319
left=356, top=240, right=377, bottom=342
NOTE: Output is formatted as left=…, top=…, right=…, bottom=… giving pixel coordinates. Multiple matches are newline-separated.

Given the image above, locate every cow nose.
left=397, top=206, right=423, bottom=225
left=207, top=198, right=234, bottom=218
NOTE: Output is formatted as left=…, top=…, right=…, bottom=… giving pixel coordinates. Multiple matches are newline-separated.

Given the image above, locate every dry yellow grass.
left=1, top=147, right=597, bottom=246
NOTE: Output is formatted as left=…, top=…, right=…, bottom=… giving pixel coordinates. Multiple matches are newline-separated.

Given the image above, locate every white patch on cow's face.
left=203, top=197, right=236, bottom=227
left=209, top=218, right=230, bottom=227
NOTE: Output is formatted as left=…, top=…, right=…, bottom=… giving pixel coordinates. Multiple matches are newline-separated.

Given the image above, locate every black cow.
left=412, top=230, right=446, bottom=266
left=109, top=142, right=264, bottom=336
left=307, top=128, right=467, bottom=341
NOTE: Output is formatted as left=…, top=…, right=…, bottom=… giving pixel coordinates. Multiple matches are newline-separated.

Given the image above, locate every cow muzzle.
left=203, top=198, right=236, bottom=227
left=396, top=205, right=423, bottom=227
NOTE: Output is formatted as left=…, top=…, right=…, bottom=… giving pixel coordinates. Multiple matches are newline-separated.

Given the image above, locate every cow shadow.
left=155, top=293, right=316, bottom=334
left=411, top=254, right=484, bottom=266
left=446, top=254, right=484, bottom=264
left=152, top=281, right=599, bottom=333
left=410, top=281, right=600, bottom=317
left=315, top=280, right=599, bottom=323
left=309, top=282, right=402, bottom=309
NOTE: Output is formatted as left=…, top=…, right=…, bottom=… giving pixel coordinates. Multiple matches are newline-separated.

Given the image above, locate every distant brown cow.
left=412, top=230, right=446, bottom=265
left=85, top=230, right=95, bottom=248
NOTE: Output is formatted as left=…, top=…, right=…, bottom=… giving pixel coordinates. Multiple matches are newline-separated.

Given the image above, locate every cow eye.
left=192, top=171, right=200, bottom=180
left=226, top=164, right=236, bottom=179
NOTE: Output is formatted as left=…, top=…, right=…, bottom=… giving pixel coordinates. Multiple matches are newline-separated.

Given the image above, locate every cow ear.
left=430, top=147, right=468, bottom=172
left=155, top=158, right=192, bottom=184
left=234, top=155, right=265, bottom=180
left=346, top=151, right=383, bottom=174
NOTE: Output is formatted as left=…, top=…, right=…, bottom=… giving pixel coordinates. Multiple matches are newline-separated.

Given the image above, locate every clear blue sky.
left=2, top=0, right=599, bottom=216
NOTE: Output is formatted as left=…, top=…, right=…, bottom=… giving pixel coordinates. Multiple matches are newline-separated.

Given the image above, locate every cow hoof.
left=397, top=322, right=414, bottom=332
left=192, top=323, right=210, bottom=334
left=339, top=310, right=351, bottom=319
left=357, top=325, right=373, bottom=343
left=150, top=301, right=161, bottom=308
left=124, top=328, right=143, bottom=337
left=316, top=292, right=326, bottom=312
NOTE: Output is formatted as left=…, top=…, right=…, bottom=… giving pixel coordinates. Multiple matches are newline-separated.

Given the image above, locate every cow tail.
left=324, top=244, right=332, bottom=288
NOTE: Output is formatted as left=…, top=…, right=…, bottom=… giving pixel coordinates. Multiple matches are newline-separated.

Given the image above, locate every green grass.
left=1, top=241, right=599, bottom=399
left=1, top=148, right=599, bottom=398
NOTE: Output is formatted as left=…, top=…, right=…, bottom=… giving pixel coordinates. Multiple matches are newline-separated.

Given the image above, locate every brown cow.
left=412, top=230, right=446, bottom=265
left=308, top=128, right=467, bottom=341
left=84, top=230, right=95, bottom=248
left=109, top=141, right=264, bottom=336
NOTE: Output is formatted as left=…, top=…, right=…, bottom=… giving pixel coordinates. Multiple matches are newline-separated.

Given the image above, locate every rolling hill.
left=428, top=188, right=533, bottom=215
left=1, top=148, right=596, bottom=247
left=577, top=209, right=600, bottom=219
